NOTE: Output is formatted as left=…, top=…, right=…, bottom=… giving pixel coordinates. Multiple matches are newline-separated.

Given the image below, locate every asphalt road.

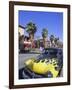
left=19, top=53, right=40, bottom=69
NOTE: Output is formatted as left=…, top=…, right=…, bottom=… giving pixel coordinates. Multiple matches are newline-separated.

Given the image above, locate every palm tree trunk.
left=29, top=34, right=34, bottom=49
left=43, top=38, right=47, bottom=48
left=29, top=34, right=34, bottom=42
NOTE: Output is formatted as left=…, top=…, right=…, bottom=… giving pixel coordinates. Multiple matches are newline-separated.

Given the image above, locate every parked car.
left=37, top=48, right=63, bottom=67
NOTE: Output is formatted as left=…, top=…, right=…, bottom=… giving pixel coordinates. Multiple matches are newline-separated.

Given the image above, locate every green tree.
left=26, top=22, right=37, bottom=42
left=42, top=28, right=48, bottom=48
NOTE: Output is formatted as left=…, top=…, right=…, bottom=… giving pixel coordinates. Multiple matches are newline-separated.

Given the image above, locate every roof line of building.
left=19, top=25, right=25, bottom=29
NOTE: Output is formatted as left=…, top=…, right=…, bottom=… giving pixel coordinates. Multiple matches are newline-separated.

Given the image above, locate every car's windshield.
left=43, top=48, right=58, bottom=53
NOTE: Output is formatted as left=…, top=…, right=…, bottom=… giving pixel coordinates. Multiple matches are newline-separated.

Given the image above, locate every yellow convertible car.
left=24, top=58, right=60, bottom=78
left=19, top=48, right=63, bottom=79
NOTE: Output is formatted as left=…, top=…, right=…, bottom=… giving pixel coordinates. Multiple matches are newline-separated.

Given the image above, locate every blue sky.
left=19, top=10, right=63, bottom=41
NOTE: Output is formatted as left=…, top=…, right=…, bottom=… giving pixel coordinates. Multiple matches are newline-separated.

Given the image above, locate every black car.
left=37, top=48, right=63, bottom=66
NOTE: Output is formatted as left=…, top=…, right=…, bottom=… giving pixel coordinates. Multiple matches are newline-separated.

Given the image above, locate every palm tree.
left=26, top=22, right=37, bottom=42
left=42, top=28, right=48, bottom=48
left=54, top=37, right=59, bottom=47
left=50, top=35, right=54, bottom=47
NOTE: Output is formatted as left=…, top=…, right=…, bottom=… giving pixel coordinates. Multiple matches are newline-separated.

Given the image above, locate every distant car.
left=19, top=48, right=63, bottom=79
left=20, top=41, right=31, bottom=53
